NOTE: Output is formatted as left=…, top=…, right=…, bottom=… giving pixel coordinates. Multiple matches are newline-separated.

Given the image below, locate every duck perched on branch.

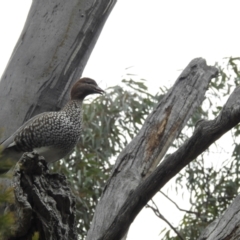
left=0, top=78, right=104, bottom=172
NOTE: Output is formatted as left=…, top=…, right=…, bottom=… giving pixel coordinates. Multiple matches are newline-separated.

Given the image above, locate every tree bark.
left=3, top=152, right=77, bottom=240
left=0, top=0, right=116, bottom=142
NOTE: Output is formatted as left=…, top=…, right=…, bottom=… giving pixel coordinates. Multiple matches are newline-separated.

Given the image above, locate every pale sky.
left=0, top=1, right=239, bottom=239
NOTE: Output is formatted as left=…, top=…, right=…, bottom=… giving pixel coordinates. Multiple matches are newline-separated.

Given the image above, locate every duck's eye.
left=86, top=81, right=96, bottom=85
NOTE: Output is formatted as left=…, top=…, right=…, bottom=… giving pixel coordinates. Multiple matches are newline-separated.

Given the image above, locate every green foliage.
left=0, top=186, right=15, bottom=239
left=52, top=78, right=160, bottom=239
left=0, top=145, right=16, bottom=173
left=32, top=232, right=40, bottom=240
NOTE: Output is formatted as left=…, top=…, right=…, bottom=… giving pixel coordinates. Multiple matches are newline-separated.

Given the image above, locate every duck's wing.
left=1, top=112, right=47, bottom=150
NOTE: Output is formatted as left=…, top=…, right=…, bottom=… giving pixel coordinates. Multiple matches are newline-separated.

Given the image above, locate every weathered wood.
left=0, top=0, right=116, bottom=142
left=196, top=87, right=240, bottom=240
left=97, top=81, right=240, bottom=240
left=3, top=152, right=77, bottom=240
left=86, top=58, right=218, bottom=240
left=198, top=195, right=240, bottom=240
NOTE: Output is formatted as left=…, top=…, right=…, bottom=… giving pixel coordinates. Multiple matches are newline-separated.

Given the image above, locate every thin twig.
left=160, top=191, right=199, bottom=216
left=146, top=199, right=185, bottom=240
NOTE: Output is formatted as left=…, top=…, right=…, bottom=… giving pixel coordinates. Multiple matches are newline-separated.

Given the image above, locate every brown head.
left=71, top=77, right=104, bottom=100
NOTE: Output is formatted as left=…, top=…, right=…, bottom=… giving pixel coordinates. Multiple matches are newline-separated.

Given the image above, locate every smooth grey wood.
left=0, top=0, right=116, bottom=142
left=86, top=58, right=218, bottom=240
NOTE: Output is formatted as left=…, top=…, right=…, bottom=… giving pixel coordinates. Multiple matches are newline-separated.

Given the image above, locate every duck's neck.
left=62, top=100, right=83, bottom=114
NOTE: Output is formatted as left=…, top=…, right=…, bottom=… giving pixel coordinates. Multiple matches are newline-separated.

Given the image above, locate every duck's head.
left=71, top=77, right=104, bottom=100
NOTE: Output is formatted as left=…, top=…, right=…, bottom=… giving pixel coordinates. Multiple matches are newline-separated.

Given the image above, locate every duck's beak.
left=95, top=86, right=105, bottom=95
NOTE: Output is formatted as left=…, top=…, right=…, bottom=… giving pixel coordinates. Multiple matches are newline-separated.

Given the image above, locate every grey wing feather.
left=1, top=112, right=47, bottom=150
